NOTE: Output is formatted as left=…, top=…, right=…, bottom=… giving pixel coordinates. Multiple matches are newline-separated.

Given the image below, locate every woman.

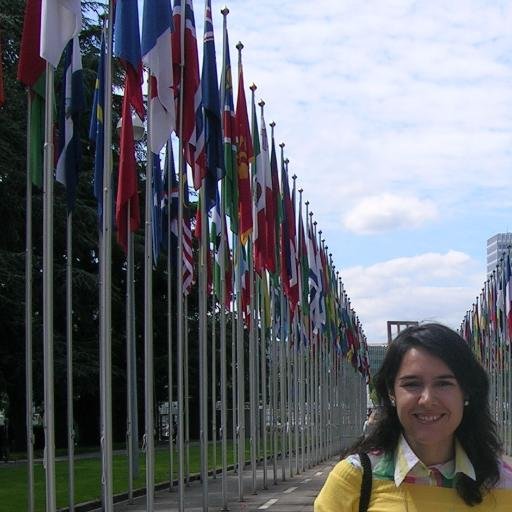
left=314, top=323, right=512, bottom=511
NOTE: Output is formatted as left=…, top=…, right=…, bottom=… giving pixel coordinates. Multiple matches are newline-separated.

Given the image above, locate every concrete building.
left=487, top=233, right=512, bottom=275
left=367, top=343, right=387, bottom=382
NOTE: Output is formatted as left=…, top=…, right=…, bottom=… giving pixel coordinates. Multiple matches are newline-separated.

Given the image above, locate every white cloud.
left=343, top=194, right=439, bottom=234
left=341, top=250, right=484, bottom=342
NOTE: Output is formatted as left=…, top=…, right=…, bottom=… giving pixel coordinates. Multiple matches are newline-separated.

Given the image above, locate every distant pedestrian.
left=362, top=407, right=382, bottom=436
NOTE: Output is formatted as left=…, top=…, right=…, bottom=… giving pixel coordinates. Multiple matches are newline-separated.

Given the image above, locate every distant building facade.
left=487, top=233, right=512, bottom=276
left=367, top=344, right=387, bottom=382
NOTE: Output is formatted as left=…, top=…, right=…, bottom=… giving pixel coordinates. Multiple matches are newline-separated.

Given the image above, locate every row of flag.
left=14, top=0, right=370, bottom=378
left=460, top=251, right=512, bottom=369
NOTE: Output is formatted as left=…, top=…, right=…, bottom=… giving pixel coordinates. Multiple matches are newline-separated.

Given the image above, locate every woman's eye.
left=402, top=382, right=420, bottom=388
left=437, top=380, right=454, bottom=387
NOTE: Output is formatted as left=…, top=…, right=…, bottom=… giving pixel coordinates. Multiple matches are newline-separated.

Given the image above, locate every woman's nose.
left=418, top=386, right=435, bottom=404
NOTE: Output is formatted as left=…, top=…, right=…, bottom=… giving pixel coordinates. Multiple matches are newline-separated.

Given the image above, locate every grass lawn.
left=0, top=441, right=255, bottom=512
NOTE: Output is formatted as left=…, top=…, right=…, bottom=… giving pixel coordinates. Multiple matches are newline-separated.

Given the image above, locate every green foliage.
left=0, top=441, right=249, bottom=511
left=0, top=0, right=208, bottom=452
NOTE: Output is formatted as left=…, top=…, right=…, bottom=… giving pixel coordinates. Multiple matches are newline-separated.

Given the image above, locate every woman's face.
left=391, top=346, right=465, bottom=465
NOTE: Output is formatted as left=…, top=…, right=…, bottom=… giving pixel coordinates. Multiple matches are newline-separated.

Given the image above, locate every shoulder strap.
left=358, top=452, right=372, bottom=512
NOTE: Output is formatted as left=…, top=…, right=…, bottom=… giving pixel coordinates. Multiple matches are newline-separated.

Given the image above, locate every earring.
left=390, top=397, right=396, bottom=407
left=464, top=399, right=469, bottom=406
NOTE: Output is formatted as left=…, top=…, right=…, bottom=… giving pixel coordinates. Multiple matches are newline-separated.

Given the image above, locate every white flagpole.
left=24, top=88, right=35, bottom=512
left=269, top=121, right=278, bottom=485
left=211, top=290, right=217, bottom=480
left=144, top=78, right=155, bottom=510
left=126, top=209, right=137, bottom=503
left=199, top=177, right=209, bottom=511
left=218, top=68, right=228, bottom=505
left=66, top=211, right=75, bottom=511
left=278, top=142, right=286, bottom=482
left=99, top=6, right=114, bottom=510
left=249, top=83, right=257, bottom=494
left=166, top=140, right=174, bottom=491
left=235, top=41, right=247, bottom=502
left=259, top=271, right=268, bottom=489
left=42, top=59, right=57, bottom=512
left=177, top=3, right=186, bottom=510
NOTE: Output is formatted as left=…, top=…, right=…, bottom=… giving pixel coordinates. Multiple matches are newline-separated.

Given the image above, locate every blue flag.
left=161, top=140, right=179, bottom=268
left=89, top=32, right=105, bottom=223
left=56, top=36, right=84, bottom=212
left=201, top=0, right=224, bottom=210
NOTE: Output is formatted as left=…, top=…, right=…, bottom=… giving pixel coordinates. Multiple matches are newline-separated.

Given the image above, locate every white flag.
left=40, top=0, right=81, bottom=67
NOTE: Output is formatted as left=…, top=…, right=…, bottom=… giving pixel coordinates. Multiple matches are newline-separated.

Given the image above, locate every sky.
left=214, top=0, right=512, bottom=342
left=140, top=0, right=512, bottom=341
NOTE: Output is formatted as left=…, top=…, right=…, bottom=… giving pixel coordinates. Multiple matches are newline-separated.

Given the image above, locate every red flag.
left=280, top=161, right=299, bottom=312
left=17, top=0, right=46, bottom=87
left=115, top=81, right=140, bottom=253
left=172, top=0, right=205, bottom=190
left=235, top=53, right=253, bottom=245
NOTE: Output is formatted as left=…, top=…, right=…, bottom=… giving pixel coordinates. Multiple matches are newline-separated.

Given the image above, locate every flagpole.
left=199, top=177, right=209, bottom=511
left=293, top=318, right=299, bottom=474
left=218, top=64, right=229, bottom=506
left=24, top=87, right=35, bottom=512
left=231, top=284, right=237, bottom=473
left=145, top=80, right=156, bottom=510
left=66, top=211, right=75, bottom=511
left=278, top=142, right=286, bottom=482
left=100, top=6, right=114, bottom=510
left=289, top=170, right=296, bottom=478
left=236, top=235, right=245, bottom=500
left=126, top=210, right=137, bottom=503
left=177, top=2, right=187, bottom=509
left=41, top=59, right=57, bottom=512
left=298, top=190, right=306, bottom=475
left=185, top=298, right=190, bottom=486
left=269, top=121, right=278, bottom=485
left=211, top=290, right=217, bottom=480
left=235, top=41, right=246, bottom=503
left=249, top=83, right=258, bottom=495
left=259, top=98, right=268, bottom=489
left=259, top=272, right=268, bottom=489
left=166, top=140, right=174, bottom=491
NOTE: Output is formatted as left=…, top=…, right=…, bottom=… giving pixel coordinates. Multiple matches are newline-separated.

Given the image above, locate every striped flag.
left=162, top=141, right=179, bottom=267
left=182, top=166, right=194, bottom=295
left=280, top=160, right=298, bottom=312
left=252, top=97, right=265, bottom=275
left=172, top=0, right=205, bottom=190
left=220, top=19, right=238, bottom=235
left=201, top=0, right=224, bottom=210
left=113, top=0, right=144, bottom=252
left=267, top=127, right=280, bottom=275
left=211, top=192, right=232, bottom=309
left=142, top=0, right=175, bottom=154
left=56, top=36, right=84, bottom=212
left=18, top=0, right=46, bottom=188
left=40, top=0, right=81, bottom=68
left=114, top=0, right=145, bottom=119
left=307, top=218, right=321, bottom=334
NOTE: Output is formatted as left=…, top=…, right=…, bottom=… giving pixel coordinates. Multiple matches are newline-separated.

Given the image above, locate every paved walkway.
left=100, top=456, right=338, bottom=512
